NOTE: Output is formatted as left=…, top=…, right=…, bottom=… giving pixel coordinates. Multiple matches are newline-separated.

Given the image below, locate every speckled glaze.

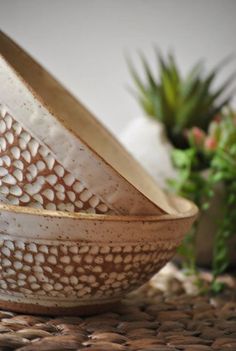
left=0, top=31, right=180, bottom=216
left=0, top=197, right=198, bottom=315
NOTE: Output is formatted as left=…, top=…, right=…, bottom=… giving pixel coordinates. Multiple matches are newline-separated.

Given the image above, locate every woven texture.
left=0, top=265, right=235, bottom=351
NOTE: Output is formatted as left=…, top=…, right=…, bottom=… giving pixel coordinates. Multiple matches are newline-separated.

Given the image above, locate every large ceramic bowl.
left=0, top=31, right=177, bottom=216
left=0, top=197, right=198, bottom=315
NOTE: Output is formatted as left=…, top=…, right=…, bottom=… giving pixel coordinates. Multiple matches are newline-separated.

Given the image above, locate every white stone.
left=8, top=195, right=20, bottom=205
left=65, top=265, right=74, bottom=274
left=5, top=240, right=14, bottom=250
left=13, top=160, right=24, bottom=170
left=67, top=191, right=76, bottom=202
left=65, top=203, right=75, bottom=212
left=55, top=184, right=65, bottom=192
left=60, top=256, right=70, bottom=264
left=47, top=255, right=57, bottom=265
left=24, top=253, right=33, bottom=264
left=0, top=167, right=8, bottom=177
left=2, top=174, right=16, bottom=185
left=46, top=175, right=57, bottom=186
left=33, top=194, right=44, bottom=204
left=54, top=164, right=64, bottom=177
left=35, top=253, right=45, bottom=263
left=2, top=258, right=11, bottom=267
left=39, top=245, right=48, bottom=254
left=0, top=138, right=6, bottom=151
left=75, top=200, right=83, bottom=209
left=54, top=283, right=63, bottom=291
left=42, top=189, right=54, bottom=201
left=20, top=194, right=30, bottom=203
left=11, top=146, right=20, bottom=159
left=97, top=203, right=108, bottom=213
left=45, top=154, right=55, bottom=170
left=28, top=139, right=39, bottom=157
left=89, top=195, right=100, bottom=208
left=4, top=114, right=12, bottom=129
left=0, top=120, right=6, bottom=133
left=27, top=243, right=37, bottom=253
left=73, top=181, right=84, bottom=193
left=5, top=132, right=14, bottom=144
left=79, top=189, right=92, bottom=202
left=9, top=185, right=22, bottom=197
left=38, top=146, right=48, bottom=157
left=19, top=138, right=27, bottom=150
left=0, top=186, right=9, bottom=195
left=43, top=283, right=53, bottom=292
left=36, top=160, right=46, bottom=172
left=2, top=155, right=10, bottom=167
left=27, top=164, right=37, bottom=178
left=20, top=131, right=31, bottom=143
left=1, top=247, right=11, bottom=257
left=22, top=150, right=31, bottom=163
left=63, top=174, right=75, bottom=187
left=13, top=169, right=23, bottom=182
left=46, top=203, right=56, bottom=211
left=12, top=122, right=22, bottom=135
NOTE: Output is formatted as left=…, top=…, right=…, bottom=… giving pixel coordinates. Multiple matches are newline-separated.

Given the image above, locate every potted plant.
left=122, top=51, right=235, bottom=290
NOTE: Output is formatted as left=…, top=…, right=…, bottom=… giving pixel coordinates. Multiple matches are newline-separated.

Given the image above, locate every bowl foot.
left=0, top=299, right=121, bottom=316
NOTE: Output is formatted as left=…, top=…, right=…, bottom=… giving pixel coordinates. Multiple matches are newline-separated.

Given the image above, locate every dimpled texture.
left=0, top=234, right=177, bottom=307
left=0, top=104, right=113, bottom=214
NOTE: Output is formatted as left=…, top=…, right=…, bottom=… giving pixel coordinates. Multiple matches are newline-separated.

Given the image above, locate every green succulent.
left=128, top=51, right=235, bottom=148
left=171, top=109, right=236, bottom=292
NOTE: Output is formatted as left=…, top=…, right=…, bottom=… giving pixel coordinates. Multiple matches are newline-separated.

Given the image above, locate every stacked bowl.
left=0, top=31, right=198, bottom=315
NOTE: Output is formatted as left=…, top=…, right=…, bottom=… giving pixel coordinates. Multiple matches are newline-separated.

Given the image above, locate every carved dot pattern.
left=0, top=105, right=112, bottom=214
left=0, top=236, right=175, bottom=300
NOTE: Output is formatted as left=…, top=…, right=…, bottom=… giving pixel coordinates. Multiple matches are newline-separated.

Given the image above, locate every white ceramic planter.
left=0, top=31, right=178, bottom=216
left=120, top=116, right=177, bottom=189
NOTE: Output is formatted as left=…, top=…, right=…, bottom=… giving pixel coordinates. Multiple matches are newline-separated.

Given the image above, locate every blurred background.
left=1, top=0, right=236, bottom=135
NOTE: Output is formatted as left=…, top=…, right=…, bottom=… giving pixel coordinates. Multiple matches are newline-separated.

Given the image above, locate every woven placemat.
left=0, top=264, right=235, bottom=351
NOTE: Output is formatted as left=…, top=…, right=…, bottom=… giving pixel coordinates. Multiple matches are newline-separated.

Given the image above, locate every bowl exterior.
left=0, top=208, right=195, bottom=315
left=0, top=32, right=164, bottom=216
left=0, top=103, right=114, bottom=215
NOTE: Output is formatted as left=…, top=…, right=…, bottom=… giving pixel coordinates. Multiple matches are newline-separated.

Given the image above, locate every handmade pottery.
left=0, top=31, right=178, bottom=216
left=0, top=196, right=198, bottom=315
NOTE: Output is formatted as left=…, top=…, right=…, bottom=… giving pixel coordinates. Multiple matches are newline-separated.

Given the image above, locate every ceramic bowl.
left=0, top=31, right=178, bottom=216
left=0, top=196, right=198, bottom=315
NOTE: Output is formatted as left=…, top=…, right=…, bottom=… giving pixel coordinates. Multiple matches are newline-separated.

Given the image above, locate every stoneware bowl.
left=0, top=196, right=198, bottom=315
left=0, top=31, right=178, bottom=216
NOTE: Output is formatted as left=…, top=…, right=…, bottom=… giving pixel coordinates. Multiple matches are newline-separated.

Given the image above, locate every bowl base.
left=0, top=299, right=121, bottom=316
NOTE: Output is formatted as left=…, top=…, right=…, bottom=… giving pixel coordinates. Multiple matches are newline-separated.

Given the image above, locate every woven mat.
left=0, top=264, right=235, bottom=351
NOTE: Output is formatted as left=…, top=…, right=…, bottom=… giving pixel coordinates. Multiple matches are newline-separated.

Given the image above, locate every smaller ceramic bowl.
left=0, top=196, right=198, bottom=315
left=0, top=30, right=178, bottom=216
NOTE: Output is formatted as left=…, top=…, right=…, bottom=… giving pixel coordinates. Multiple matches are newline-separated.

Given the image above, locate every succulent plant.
left=171, top=108, right=236, bottom=291
left=128, top=52, right=235, bottom=148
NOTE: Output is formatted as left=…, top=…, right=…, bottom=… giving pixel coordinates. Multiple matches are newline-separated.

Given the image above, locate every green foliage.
left=171, top=109, right=236, bottom=291
left=128, top=52, right=234, bottom=148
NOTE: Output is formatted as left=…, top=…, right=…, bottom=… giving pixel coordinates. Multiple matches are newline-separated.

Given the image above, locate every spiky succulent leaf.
left=129, top=52, right=235, bottom=148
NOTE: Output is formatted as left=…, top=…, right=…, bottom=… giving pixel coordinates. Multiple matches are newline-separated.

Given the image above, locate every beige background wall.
left=1, top=0, right=235, bottom=135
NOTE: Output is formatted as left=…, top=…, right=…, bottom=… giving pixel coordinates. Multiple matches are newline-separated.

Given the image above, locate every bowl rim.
left=0, top=195, right=198, bottom=222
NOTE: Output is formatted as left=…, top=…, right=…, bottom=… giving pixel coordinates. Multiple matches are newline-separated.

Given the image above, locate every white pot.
left=120, top=116, right=177, bottom=190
